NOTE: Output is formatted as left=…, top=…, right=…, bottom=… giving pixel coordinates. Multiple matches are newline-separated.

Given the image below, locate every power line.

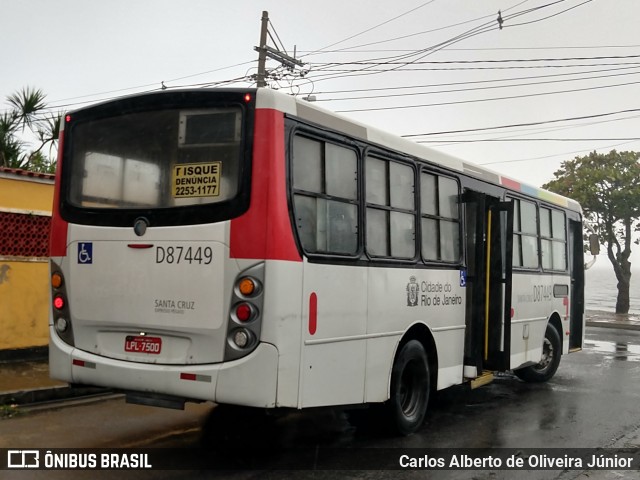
left=298, top=44, right=640, bottom=54
left=304, top=55, right=640, bottom=83
left=310, top=65, right=640, bottom=96
left=306, top=0, right=440, bottom=56
left=303, top=0, right=532, bottom=58
left=335, top=78, right=640, bottom=112
left=0, top=59, right=257, bottom=116
left=297, top=0, right=594, bottom=91
left=402, top=107, right=640, bottom=138
left=304, top=61, right=640, bottom=80
left=297, top=21, right=502, bottom=88
left=299, top=1, right=551, bottom=85
left=503, top=0, right=592, bottom=28
left=417, top=137, right=640, bottom=143
left=311, top=53, right=640, bottom=67
left=0, top=75, right=254, bottom=119
left=314, top=68, right=640, bottom=102
left=301, top=56, right=640, bottom=89
left=292, top=61, right=640, bottom=90
left=477, top=140, right=640, bottom=165
left=421, top=112, right=640, bottom=145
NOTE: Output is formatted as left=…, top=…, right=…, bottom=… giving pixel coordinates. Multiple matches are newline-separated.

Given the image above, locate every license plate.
left=124, top=335, right=162, bottom=354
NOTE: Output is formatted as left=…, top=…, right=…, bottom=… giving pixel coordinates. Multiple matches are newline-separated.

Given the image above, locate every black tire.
left=387, top=340, right=430, bottom=435
left=514, top=324, right=561, bottom=383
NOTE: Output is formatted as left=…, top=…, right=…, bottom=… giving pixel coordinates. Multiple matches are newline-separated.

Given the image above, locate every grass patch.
left=0, top=403, right=20, bottom=419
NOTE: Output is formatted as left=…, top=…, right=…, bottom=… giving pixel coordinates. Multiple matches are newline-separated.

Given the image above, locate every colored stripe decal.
left=501, top=175, right=572, bottom=209
left=500, top=176, right=520, bottom=191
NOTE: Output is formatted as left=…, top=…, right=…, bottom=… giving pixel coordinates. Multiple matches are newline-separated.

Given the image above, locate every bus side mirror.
left=588, top=234, right=600, bottom=256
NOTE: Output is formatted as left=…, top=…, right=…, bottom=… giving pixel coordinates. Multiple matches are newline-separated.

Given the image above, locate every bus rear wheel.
left=514, top=324, right=561, bottom=383
left=387, top=340, right=430, bottom=435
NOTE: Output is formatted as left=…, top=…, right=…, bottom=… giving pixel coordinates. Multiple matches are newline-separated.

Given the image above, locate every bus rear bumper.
left=49, top=328, right=278, bottom=408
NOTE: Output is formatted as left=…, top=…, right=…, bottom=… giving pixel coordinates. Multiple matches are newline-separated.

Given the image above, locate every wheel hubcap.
left=536, top=337, right=553, bottom=372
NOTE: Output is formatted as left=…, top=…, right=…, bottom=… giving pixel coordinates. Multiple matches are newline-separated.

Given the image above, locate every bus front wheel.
left=514, top=324, right=561, bottom=383
left=387, top=340, right=430, bottom=435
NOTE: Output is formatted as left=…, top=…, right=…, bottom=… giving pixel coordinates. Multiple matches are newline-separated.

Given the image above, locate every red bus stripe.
left=50, top=131, right=68, bottom=257
left=230, top=108, right=301, bottom=262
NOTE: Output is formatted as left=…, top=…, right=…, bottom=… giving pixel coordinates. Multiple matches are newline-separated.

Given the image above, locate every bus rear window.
left=68, top=107, right=243, bottom=209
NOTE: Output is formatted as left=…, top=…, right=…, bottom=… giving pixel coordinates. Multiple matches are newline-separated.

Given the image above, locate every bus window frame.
left=58, top=90, right=256, bottom=228
left=507, top=194, right=570, bottom=274
left=363, top=150, right=419, bottom=263
left=287, top=126, right=363, bottom=261
left=540, top=205, right=568, bottom=273
left=509, top=195, right=541, bottom=272
left=418, top=166, right=463, bottom=266
left=286, top=120, right=466, bottom=270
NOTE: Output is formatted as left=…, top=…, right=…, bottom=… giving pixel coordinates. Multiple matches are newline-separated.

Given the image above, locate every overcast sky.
left=3, top=0, right=639, bottom=189
left=3, top=0, right=638, bottom=273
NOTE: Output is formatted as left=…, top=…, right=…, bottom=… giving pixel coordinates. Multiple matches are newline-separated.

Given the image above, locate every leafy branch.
left=0, top=87, right=62, bottom=173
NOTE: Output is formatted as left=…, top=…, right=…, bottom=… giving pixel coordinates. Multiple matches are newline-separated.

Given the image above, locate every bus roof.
left=255, top=88, right=581, bottom=213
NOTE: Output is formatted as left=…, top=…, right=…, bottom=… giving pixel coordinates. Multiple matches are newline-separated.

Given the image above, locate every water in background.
left=585, top=265, right=640, bottom=314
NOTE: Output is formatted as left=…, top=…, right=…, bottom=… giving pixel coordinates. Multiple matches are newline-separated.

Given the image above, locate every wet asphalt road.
left=3, top=326, right=640, bottom=480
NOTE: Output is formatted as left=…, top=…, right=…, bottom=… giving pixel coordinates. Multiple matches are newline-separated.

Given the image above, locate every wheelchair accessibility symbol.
left=78, top=242, right=93, bottom=264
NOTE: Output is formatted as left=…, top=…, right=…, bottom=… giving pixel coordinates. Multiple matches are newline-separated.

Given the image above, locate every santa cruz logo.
left=406, top=276, right=419, bottom=307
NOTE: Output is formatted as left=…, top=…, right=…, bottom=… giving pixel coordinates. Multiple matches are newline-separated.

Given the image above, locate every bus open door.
left=463, top=192, right=513, bottom=386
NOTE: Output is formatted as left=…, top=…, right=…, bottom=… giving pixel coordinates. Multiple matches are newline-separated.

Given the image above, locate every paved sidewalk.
left=1, top=310, right=639, bottom=408
left=585, top=309, right=640, bottom=330
left=0, top=359, right=107, bottom=407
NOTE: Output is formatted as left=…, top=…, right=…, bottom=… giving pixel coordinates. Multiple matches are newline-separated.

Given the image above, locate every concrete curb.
left=0, top=385, right=110, bottom=406
left=586, top=321, right=640, bottom=331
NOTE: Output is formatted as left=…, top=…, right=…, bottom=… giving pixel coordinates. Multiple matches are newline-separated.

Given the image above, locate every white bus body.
left=49, top=88, right=585, bottom=434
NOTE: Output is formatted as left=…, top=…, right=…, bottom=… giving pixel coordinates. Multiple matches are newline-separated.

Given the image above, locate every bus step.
left=470, top=371, right=494, bottom=389
left=125, top=392, right=186, bottom=410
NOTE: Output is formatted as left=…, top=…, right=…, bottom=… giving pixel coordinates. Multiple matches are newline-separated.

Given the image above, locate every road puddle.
left=585, top=340, right=640, bottom=362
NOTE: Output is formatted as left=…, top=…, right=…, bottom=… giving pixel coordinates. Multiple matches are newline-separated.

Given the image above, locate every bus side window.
left=512, top=198, right=539, bottom=269
left=365, top=157, right=416, bottom=259
left=294, top=196, right=318, bottom=252
left=541, top=207, right=567, bottom=271
left=291, top=135, right=359, bottom=256
left=420, top=172, right=460, bottom=263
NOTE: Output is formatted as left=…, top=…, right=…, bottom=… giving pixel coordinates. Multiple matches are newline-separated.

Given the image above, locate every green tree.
left=543, top=150, right=640, bottom=314
left=0, top=87, right=61, bottom=173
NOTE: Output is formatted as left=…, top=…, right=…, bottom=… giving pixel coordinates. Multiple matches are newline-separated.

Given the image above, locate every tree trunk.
left=615, top=270, right=631, bottom=314
left=606, top=221, right=633, bottom=315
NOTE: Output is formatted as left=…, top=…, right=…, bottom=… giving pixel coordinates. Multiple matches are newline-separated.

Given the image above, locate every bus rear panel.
left=49, top=90, right=293, bottom=408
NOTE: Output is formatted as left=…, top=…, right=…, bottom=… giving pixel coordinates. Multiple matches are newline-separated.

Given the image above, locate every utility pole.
left=256, top=11, right=269, bottom=88
left=254, top=11, right=305, bottom=88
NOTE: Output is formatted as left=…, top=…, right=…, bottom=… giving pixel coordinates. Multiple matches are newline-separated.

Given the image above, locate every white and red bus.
left=49, top=88, right=588, bottom=434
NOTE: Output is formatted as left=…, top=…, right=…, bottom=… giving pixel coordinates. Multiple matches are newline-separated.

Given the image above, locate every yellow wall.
left=0, top=173, right=54, bottom=351
left=0, top=262, right=50, bottom=350
left=0, top=176, right=53, bottom=212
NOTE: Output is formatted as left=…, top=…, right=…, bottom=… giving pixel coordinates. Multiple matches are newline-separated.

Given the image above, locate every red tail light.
left=53, top=295, right=65, bottom=310
left=235, top=303, right=253, bottom=322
